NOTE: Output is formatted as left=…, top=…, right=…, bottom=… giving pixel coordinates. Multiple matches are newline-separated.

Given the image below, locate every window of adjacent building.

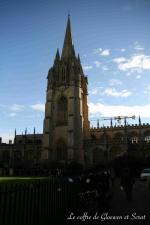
left=2, top=151, right=10, bottom=161
left=36, top=139, right=42, bottom=144
left=143, top=130, right=150, bottom=143
left=144, top=135, right=150, bottom=143
left=14, top=151, right=21, bottom=161
left=128, top=132, right=138, bottom=144
left=27, top=150, right=34, bottom=160
left=57, top=96, right=68, bottom=125
left=113, top=132, right=124, bottom=143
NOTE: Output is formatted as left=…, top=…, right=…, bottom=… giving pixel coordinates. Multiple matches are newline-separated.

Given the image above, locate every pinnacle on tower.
left=110, top=118, right=113, bottom=127
left=97, top=119, right=99, bottom=128
left=77, top=53, right=83, bottom=73
left=15, top=128, right=16, bottom=136
left=61, top=15, right=76, bottom=59
left=54, top=48, right=60, bottom=63
left=77, top=53, right=80, bottom=60
left=139, top=115, right=141, bottom=125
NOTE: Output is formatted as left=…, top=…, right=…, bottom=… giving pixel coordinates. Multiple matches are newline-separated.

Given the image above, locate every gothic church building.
left=42, top=16, right=90, bottom=164
left=1, top=16, right=150, bottom=173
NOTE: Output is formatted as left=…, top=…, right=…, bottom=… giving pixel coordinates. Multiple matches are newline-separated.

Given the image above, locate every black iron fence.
left=0, top=178, right=78, bottom=225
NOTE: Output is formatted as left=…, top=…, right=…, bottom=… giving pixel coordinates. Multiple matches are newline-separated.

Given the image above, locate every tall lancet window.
left=57, top=96, right=68, bottom=125
left=56, top=139, right=67, bottom=161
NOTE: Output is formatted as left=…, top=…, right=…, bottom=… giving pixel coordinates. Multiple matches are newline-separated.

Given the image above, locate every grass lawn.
left=0, top=176, right=47, bottom=184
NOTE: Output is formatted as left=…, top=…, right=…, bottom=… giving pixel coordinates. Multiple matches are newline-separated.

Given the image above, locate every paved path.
left=109, top=178, right=150, bottom=224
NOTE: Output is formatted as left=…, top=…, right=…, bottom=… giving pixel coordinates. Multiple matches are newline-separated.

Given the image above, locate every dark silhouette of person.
left=110, top=168, right=116, bottom=187
left=120, top=168, right=135, bottom=201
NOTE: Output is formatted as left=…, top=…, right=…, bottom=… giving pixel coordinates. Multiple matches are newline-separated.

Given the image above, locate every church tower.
left=42, top=16, right=90, bottom=164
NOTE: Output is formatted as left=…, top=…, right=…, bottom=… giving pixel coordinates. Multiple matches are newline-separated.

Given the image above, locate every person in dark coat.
left=120, top=168, right=135, bottom=201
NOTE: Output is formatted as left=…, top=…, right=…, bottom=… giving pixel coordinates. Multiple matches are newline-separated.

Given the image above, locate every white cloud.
left=9, top=113, right=17, bottom=117
left=143, top=57, right=150, bottom=69
left=89, top=102, right=150, bottom=118
left=89, top=89, right=99, bottom=95
left=10, top=104, right=24, bottom=112
left=114, top=54, right=150, bottom=72
left=109, top=79, right=123, bottom=86
left=121, top=48, right=125, bottom=52
left=100, top=49, right=110, bottom=56
left=94, top=48, right=110, bottom=56
left=31, top=103, right=45, bottom=112
left=94, top=61, right=101, bottom=68
left=134, top=41, right=144, bottom=51
left=113, top=57, right=126, bottom=63
left=126, top=72, right=131, bottom=77
left=102, top=88, right=132, bottom=98
left=89, top=87, right=103, bottom=95
left=102, top=66, right=109, bottom=71
left=0, top=133, right=14, bottom=143
left=83, top=65, right=93, bottom=71
left=136, top=75, right=141, bottom=79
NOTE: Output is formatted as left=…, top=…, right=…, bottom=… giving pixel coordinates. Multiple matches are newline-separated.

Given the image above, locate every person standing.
left=110, top=168, right=116, bottom=187
left=120, top=168, right=135, bottom=201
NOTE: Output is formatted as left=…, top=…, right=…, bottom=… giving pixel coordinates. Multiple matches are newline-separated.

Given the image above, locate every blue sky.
left=1, top=0, right=150, bottom=142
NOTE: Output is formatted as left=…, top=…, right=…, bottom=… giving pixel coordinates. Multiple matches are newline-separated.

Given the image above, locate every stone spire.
left=61, top=15, right=75, bottom=59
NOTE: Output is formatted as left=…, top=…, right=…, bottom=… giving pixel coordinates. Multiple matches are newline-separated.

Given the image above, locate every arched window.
left=57, top=96, right=68, bottom=125
left=56, top=139, right=67, bottom=161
